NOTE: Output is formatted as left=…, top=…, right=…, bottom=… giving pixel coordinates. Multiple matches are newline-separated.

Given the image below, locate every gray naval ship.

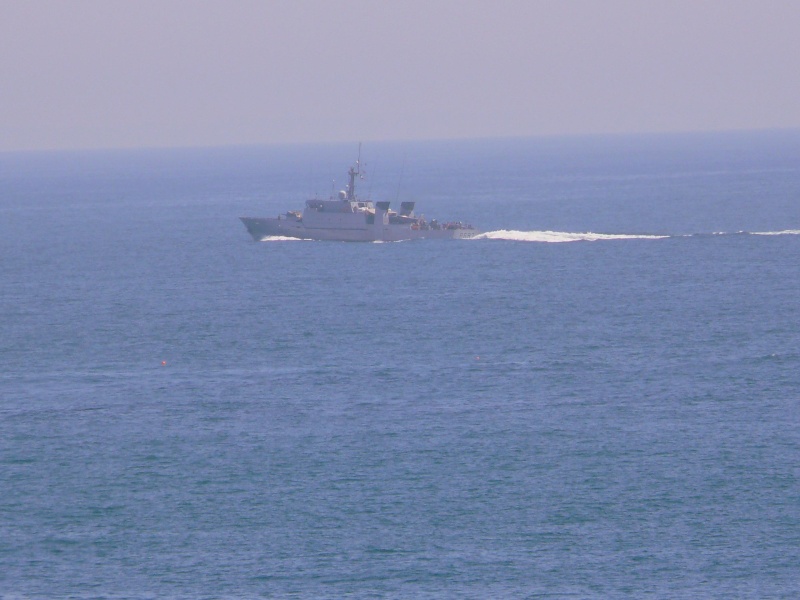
left=240, top=156, right=478, bottom=242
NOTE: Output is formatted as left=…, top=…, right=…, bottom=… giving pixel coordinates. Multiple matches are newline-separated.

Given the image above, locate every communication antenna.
left=395, top=154, right=407, bottom=203
left=367, top=162, right=375, bottom=198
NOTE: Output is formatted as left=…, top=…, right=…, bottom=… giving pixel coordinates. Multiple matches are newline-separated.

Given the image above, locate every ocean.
left=2, top=130, right=800, bottom=598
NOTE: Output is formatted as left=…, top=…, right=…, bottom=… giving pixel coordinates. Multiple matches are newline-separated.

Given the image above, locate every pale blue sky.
left=1, top=0, right=799, bottom=151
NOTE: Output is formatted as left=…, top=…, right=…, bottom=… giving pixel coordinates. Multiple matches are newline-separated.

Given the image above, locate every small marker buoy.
left=161, top=361, right=167, bottom=366
left=476, top=356, right=480, bottom=360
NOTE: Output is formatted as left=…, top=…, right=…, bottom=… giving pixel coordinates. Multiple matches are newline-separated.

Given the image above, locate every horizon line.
left=2, top=126, right=800, bottom=156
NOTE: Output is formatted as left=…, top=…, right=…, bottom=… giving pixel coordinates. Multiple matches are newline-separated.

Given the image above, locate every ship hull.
left=240, top=217, right=479, bottom=242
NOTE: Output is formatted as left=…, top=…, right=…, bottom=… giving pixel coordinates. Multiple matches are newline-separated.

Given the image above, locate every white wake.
left=750, top=230, right=800, bottom=236
left=474, top=230, right=670, bottom=243
left=258, top=235, right=308, bottom=242
left=255, top=230, right=800, bottom=243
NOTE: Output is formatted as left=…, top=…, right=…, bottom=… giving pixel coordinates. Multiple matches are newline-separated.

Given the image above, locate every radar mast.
left=346, top=143, right=362, bottom=201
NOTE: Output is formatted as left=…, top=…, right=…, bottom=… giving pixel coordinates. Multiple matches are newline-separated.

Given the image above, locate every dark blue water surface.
left=2, top=131, right=800, bottom=598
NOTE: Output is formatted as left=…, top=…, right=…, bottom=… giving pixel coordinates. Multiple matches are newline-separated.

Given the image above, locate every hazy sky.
left=2, top=0, right=799, bottom=151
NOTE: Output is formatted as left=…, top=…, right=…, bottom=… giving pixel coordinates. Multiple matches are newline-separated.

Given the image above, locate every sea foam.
left=749, top=230, right=800, bottom=236
left=259, top=235, right=308, bottom=242
left=474, top=230, right=669, bottom=243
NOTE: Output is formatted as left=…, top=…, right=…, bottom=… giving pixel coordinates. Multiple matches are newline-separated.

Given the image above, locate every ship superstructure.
left=240, top=154, right=478, bottom=242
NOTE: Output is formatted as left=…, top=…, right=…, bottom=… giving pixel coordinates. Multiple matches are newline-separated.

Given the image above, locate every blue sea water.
left=2, top=131, right=800, bottom=598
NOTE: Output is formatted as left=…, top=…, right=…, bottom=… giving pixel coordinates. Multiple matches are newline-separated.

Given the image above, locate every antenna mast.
left=347, top=142, right=362, bottom=200
left=395, top=154, right=406, bottom=203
